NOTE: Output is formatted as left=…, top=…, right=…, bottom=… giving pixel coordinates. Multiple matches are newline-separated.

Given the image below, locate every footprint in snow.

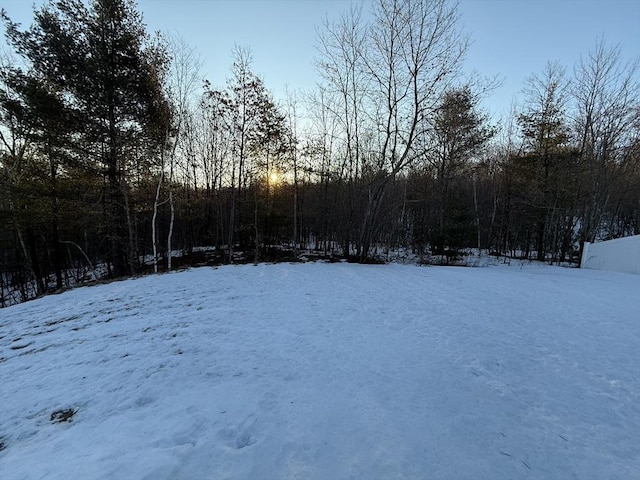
left=216, top=414, right=258, bottom=449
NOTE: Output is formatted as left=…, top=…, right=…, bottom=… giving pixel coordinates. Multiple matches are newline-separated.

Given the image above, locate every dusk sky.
left=2, top=0, right=639, bottom=120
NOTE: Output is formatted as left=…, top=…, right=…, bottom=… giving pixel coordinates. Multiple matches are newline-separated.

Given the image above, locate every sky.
left=2, top=0, right=639, bottom=121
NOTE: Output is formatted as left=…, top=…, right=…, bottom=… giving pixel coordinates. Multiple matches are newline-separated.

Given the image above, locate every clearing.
left=0, top=262, right=638, bottom=479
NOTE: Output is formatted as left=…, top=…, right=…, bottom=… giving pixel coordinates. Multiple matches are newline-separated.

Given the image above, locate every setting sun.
left=269, top=171, right=280, bottom=185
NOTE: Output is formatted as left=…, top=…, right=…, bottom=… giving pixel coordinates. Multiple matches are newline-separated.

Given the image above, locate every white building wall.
left=580, top=235, right=640, bottom=275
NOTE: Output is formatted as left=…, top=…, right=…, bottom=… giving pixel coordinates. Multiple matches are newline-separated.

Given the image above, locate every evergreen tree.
left=516, top=61, right=573, bottom=261
left=430, top=86, right=495, bottom=253
left=3, top=0, right=169, bottom=278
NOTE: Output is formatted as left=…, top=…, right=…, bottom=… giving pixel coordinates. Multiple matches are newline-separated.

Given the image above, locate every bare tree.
left=303, top=85, right=341, bottom=254
left=283, top=89, right=301, bottom=256
left=199, top=86, right=232, bottom=249
left=316, top=4, right=370, bottom=256
left=317, top=0, right=468, bottom=261
left=153, top=33, right=202, bottom=272
left=572, top=39, right=640, bottom=246
left=208, top=46, right=280, bottom=262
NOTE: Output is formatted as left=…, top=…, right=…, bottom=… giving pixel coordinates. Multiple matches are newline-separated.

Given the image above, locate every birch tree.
left=153, top=34, right=201, bottom=272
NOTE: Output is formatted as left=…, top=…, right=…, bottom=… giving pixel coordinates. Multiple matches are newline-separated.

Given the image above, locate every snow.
left=1, top=262, right=639, bottom=479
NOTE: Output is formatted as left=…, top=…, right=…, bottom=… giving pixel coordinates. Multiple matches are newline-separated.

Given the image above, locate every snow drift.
left=581, top=234, right=640, bottom=275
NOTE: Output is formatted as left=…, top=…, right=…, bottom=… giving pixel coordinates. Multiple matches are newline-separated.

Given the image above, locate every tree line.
left=1, top=0, right=638, bottom=306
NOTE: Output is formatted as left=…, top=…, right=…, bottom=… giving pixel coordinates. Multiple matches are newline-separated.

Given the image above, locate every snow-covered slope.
left=1, top=263, right=638, bottom=479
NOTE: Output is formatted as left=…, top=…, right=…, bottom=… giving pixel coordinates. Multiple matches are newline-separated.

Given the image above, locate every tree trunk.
left=152, top=169, right=164, bottom=273
left=358, top=178, right=387, bottom=262
left=107, top=97, right=127, bottom=277
left=167, top=189, right=175, bottom=271
left=26, top=227, right=46, bottom=295
left=293, top=159, right=299, bottom=257
left=122, top=187, right=136, bottom=275
left=254, top=186, right=259, bottom=264
left=48, top=143, right=63, bottom=290
left=473, top=173, right=481, bottom=252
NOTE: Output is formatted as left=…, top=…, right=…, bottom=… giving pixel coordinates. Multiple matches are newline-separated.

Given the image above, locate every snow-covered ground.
left=1, top=262, right=638, bottom=479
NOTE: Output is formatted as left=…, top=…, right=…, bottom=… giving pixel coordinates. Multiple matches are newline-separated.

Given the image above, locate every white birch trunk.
left=152, top=169, right=164, bottom=273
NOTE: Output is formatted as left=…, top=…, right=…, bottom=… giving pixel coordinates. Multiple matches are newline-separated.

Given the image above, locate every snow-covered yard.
left=1, top=262, right=638, bottom=479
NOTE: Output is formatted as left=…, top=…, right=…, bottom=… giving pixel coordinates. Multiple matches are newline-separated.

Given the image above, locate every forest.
left=1, top=0, right=639, bottom=306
